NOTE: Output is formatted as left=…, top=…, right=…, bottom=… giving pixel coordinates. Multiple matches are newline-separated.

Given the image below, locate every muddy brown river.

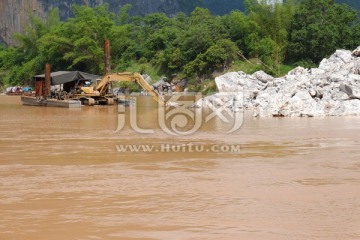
left=0, top=95, right=360, bottom=240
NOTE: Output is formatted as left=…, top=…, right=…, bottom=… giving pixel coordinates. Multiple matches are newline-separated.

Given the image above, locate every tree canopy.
left=288, top=0, right=359, bottom=63
left=0, top=0, right=359, bottom=87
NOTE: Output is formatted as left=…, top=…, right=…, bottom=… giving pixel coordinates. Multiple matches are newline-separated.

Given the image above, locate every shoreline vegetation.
left=0, top=0, right=360, bottom=94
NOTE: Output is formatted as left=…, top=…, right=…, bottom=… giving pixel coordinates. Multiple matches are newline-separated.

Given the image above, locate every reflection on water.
left=1, top=95, right=360, bottom=240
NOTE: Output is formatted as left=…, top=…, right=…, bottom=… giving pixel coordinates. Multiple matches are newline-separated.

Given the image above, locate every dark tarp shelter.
left=33, top=71, right=101, bottom=85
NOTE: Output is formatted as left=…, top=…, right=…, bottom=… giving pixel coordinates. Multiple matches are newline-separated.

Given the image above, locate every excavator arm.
left=95, top=72, right=165, bottom=106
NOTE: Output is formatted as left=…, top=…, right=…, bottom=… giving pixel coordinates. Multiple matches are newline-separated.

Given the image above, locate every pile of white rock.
left=195, top=46, right=360, bottom=117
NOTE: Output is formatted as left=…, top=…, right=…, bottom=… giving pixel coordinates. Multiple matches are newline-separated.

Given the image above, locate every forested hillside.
left=202, top=0, right=360, bottom=14
left=1, top=0, right=359, bottom=46
left=0, top=0, right=359, bottom=90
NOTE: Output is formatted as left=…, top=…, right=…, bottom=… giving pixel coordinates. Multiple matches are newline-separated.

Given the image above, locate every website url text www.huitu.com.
left=115, top=143, right=241, bottom=153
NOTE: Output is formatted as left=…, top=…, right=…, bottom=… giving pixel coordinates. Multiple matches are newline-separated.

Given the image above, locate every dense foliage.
left=0, top=0, right=359, bottom=87
left=288, top=0, right=360, bottom=63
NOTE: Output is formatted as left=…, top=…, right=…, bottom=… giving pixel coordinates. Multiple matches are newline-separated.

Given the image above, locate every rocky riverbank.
left=196, top=47, right=360, bottom=117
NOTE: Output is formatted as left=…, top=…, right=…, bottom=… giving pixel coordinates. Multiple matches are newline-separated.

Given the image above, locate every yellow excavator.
left=73, top=72, right=165, bottom=106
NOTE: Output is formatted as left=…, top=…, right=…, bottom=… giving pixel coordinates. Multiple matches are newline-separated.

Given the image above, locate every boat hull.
left=21, top=96, right=81, bottom=108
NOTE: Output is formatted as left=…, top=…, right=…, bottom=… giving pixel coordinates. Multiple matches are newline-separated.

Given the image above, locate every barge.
left=21, top=95, right=81, bottom=108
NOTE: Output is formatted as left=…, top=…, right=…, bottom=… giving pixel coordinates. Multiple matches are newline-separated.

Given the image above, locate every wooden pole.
left=44, top=63, right=51, bottom=98
left=104, top=39, right=111, bottom=75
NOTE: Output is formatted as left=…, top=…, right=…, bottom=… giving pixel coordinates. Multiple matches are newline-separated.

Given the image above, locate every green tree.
left=145, top=7, right=232, bottom=77
left=0, top=5, right=117, bottom=85
left=0, top=9, right=61, bottom=84
left=225, top=10, right=258, bottom=56
left=245, top=0, right=295, bottom=73
left=184, top=39, right=240, bottom=75
left=118, top=4, right=132, bottom=25
left=58, top=4, right=115, bottom=73
left=288, top=0, right=359, bottom=63
left=177, top=8, right=228, bottom=62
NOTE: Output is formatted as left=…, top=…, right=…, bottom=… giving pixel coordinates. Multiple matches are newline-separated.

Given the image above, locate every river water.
left=0, top=95, right=360, bottom=240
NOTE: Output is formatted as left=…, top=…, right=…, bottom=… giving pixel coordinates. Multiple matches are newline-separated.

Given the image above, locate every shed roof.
left=34, top=71, right=101, bottom=85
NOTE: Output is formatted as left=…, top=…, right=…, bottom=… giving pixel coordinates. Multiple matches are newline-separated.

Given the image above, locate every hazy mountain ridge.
left=0, top=0, right=184, bottom=46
